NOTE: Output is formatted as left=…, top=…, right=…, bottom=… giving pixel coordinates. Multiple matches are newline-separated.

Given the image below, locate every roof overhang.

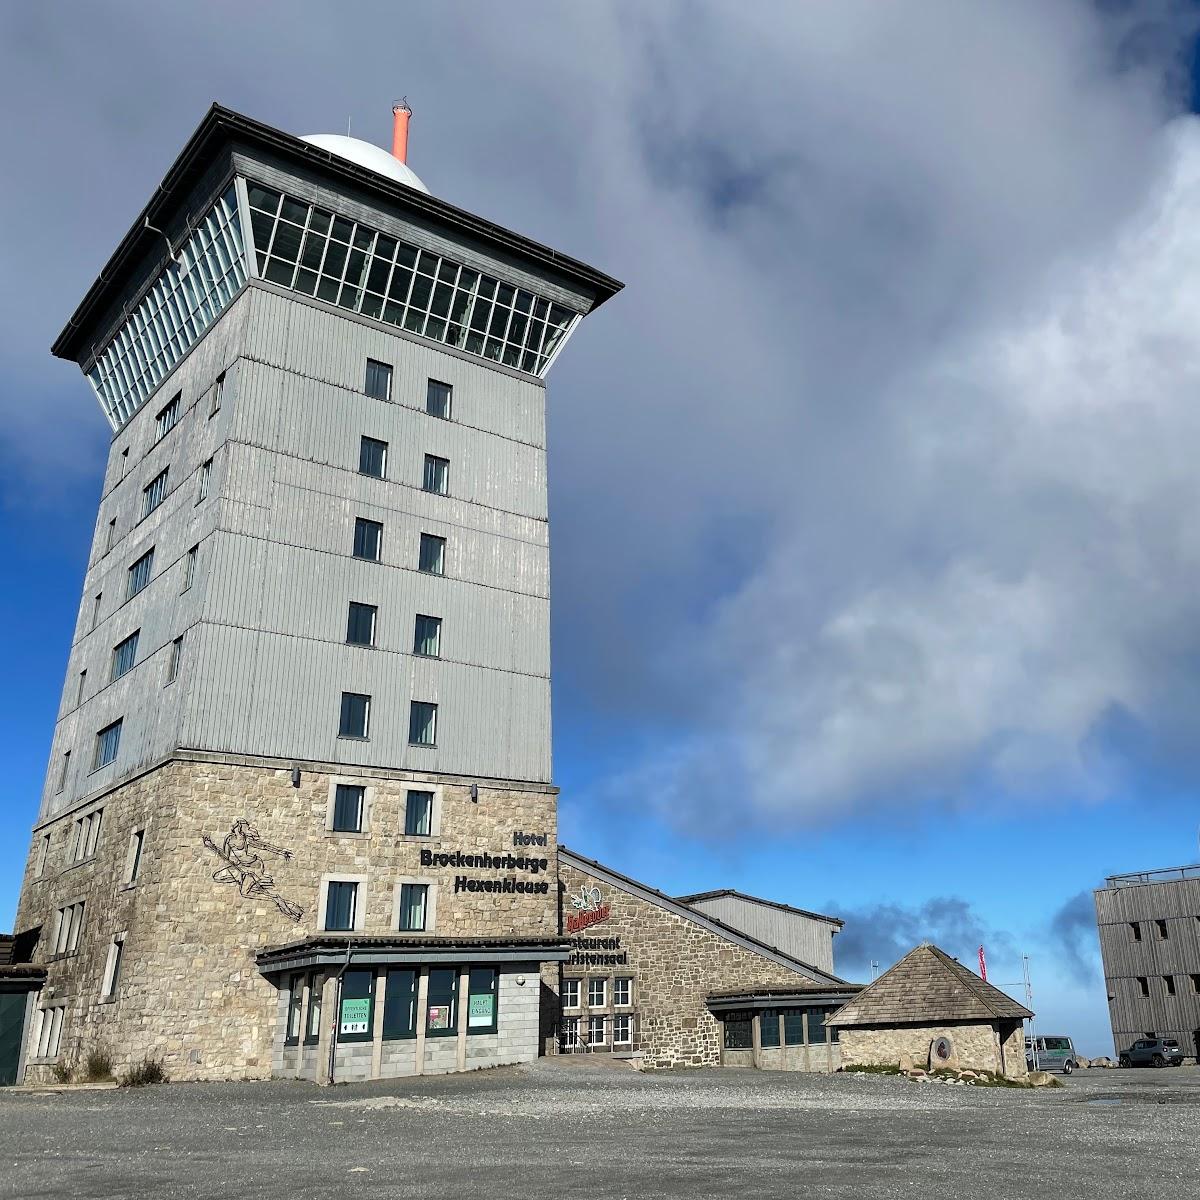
left=256, top=935, right=570, bottom=976
left=0, top=964, right=48, bottom=993
left=706, top=986, right=861, bottom=1014
left=52, top=103, right=623, bottom=362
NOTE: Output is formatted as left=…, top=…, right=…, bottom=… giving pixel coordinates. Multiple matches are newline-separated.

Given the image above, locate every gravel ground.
left=1, top=1060, right=1196, bottom=1200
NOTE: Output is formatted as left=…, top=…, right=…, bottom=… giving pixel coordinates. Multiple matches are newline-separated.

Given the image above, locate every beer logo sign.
left=566, top=884, right=611, bottom=934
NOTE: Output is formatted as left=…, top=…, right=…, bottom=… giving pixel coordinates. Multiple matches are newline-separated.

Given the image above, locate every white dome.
left=300, top=133, right=429, bottom=194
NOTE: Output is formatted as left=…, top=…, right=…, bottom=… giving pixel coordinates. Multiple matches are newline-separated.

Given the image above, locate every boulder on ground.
left=1027, top=1070, right=1058, bottom=1087
left=1075, top=1057, right=1091, bottom=1069
left=898, top=1052, right=915, bottom=1073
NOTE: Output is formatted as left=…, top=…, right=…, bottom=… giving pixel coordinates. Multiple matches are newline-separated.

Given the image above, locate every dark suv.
left=1119, top=1037, right=1185, bottom=1068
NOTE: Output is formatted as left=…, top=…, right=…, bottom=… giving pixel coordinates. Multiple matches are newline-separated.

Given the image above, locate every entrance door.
left=0, top=993, right=28, bottom=1086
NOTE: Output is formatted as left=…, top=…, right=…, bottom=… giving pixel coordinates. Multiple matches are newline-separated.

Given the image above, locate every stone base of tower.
left=13, top=752, right=560, bottom=1084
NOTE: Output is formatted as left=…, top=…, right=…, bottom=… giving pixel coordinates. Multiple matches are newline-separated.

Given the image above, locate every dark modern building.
left=1094, top=864, right=1200, bottom=1062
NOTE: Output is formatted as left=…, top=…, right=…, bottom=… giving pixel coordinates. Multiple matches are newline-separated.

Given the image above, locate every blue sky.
left=5, top=2, right=1200, bottom=1057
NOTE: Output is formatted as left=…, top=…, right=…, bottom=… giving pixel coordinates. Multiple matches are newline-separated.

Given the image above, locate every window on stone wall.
left=561, top=1015, right=580, bottom=1049
left=398, top=883, right=428, bottom=932
left=783, top=1010, right=805, bottom=1045
left=587, top=977, right=606, bottom=1008
left=759, top=1009, right=780, bottom=1048
left=331, top=784, right=365, bottom=833
left=35, top=1005, right=66, bottom=1058
left=426, top=968, right=458, bottom=1037
left=100, top=933, right=125, bottom=1000
left=404, top=790, right=433, bottom=837
left=722, top=1013, right=752, bottom=1050
left=52, top=901, right=85, bottom=956
left=612, top=1014, right=632, bottom=1046
left=560, top=979, right=580, bottom=1010
left=613, top=977, right=632, bottom=1007
left=337, top=969, right=374, bottom=1043
left=304, top=972, right=322, bottom=1044
left=71, top=809, right=104, bottom=862
left=807, top=1007, right=828, bottom=1044
left=587, top=1015, right=608, bottom=1047
left=383, top=969, right=418, bottom=1040
left=467, top=968, right=499, bottom=1034
left=324, top=881, right=358, bottom=931
left=285, top=974, right=304, bottom=1045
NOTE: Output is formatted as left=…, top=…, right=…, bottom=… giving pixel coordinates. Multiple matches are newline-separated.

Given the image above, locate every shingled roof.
left=829, top=943, right=1032, bottom=1027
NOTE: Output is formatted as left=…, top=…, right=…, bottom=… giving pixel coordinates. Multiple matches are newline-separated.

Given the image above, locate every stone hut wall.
left=839, top=1020, right=1028, bottom=1078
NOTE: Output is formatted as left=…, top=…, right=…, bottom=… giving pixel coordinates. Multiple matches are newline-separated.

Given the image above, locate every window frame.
left=397, top=881, right=430, bottom=932
left=353, top=517, right=384, bottom=562
left=111, top=630, right=140, bottom=682
left=587, top=977, right=607, bottom=1008
left=322, top=878, right=362, bottom=932
left=142, top=467, right=169, bottom=518
left=338, top=691, right=371, bottom=740
left=100, top=932, right=126, bottom=1000
left=403, top=789, right=434, bottom=837
left=382, top=968, right=419, bottom=1041
left=166, top=634, right=183, bottom=684
left=35, top=1004, right=66, bottom=1060
left=613, top=977, right=633, bottom=1008
left=183, top=544, right=198, bottom=591
left=346, top=602, right=378, bottom=648
left=425, top=967, right=458, bottom=1038
left=413, top=614, right=442, bottom=658
left=331, top=783, right=366, bottom=834
left=365, top=358, right=393, bottom=402
left=92, top=719, right=123, bottom=771
left=336, top=968, right=375, bottom=1044
left=422, top=454, right=449, bottom=496
left=467, top=967, right=499, bottom=1035
left=127, top=548, right=155, bottom=599
left=285, top=972, right=304, bottom=1045
left=210, top=371, right=225, bottom=418
left=426, top=379, right=452, bottom=419
left=155, top=392, right=181, bottom=441
left=358, top=435, right=388, bottom=479
left=418, top=532, right=446, bottom=575
left=197, top=457, right=213, bottom=503
left=125, top=827, right=146, bottom=885
left=408, top=700, right=437, bottom=747
left=561, top=979, right=581, bottom=1010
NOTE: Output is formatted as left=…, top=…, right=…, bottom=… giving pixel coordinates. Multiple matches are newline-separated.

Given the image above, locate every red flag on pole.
left=978, top=945, right=988, bottom=981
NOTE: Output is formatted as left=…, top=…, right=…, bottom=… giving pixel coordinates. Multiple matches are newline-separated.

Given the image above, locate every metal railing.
left=1105, top=864, right=1200, bottom=888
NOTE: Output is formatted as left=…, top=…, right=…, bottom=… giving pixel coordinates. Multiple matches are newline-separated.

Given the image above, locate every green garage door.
left=0, top=993, right=28, bottom=1086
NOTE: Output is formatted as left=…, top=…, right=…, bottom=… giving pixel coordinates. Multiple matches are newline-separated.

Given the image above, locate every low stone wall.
left=840, top=1021, right=1017, bottom=1077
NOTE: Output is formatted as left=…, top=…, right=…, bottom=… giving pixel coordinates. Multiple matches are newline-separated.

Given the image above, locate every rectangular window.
left=338, top=692, right=371, bottom=739
left=126, top=828, right=145, bottom=884
left=105, top=518, right=116, bottom=554
left=183, top=544, right=198, bottom=591
left=332, top=784, right=365, bottom=833
left=285, top=973, right=304, bottom=1044
left=52, top=901, right=85, bottom=955
left=807, top=1007, right=828, bottom=1044
left=36, top=1006, right=66, bottom=1059
left=784, top=1011, right=806, bottom=1045
left=365, top=358, right=392, bottom=401
left=398, top=883, right=428, bottom=931
left=346, top=602, right=377, bottom=647
left=561, top=1016, right=580, bottom=1049
left=324, top=881, right=358, bottom=931
left=120, top=448, right=129, bottom=479
left=587, top=1015, right=607, bottom=1046
left=1137, top=976, right=1149, bottom=998
left=1191, top=974, right=1200, bottom=994
left=127, top=548, right=154, bottom=598
left=413, top=614, right=441, bottom=658
left=422, top=454, right=449, bottom=495
left=612, top=1014, right=632, bottom=1046
left=77, top=669, right=87, bottom=705
left=101, top=935, right=125, bottom=999
left=1164, top=975, right=1176, bottom=996
left=92, top=593, right=102, bottom=630
left=93, top=719, right=122, bottom=770
left=353, top=517, right=383, bottom=561
left=210, top=371, right=225, bottom=417
left=408, top=701, right=437, bottom=746
left=337, top=968, right=374, bottom=1042
left=613, top=977, right=632, bottom=1007
left=304, top=971, right=322, bottom=1043
left=467, top=968, right=498, bottom=1033
left=197, top=457, right=213, bottom=502
left=561, top=979, right=581, bottom=1010
left=426, top=967, right=458, bottom=1036
left=36, top=832, right=50, bottom=877
left=1131, top=922, right=1142, bottom=941
left=426, top=379, right=452, bottom=419
left=404, top=790, right=433, bottom=837
left=418, top=533, right=445, bottom=575
left=1155, top=919, right=1168, bottom=940
left=111, top=630, right=139, bottom=681
left=56, top=751, right=70, bottom=794
left=383, top=968, right=418, bottom=1039
left=167, top=635, right=183, bottom=684
left=587, top=977, right=607, bottom=1008
left=155, top=393, right=180, bottom=441
left=72, top=809, right=103, bottom=862
left=142, top=468, right=169, bottom=518
left=359, top=436, right=388, bottom=478
left=759, top=1009, right=780, bottom=1048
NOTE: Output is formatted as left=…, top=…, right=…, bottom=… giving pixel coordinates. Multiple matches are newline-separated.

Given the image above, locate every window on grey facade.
left=1164, top=975, right=1176, bottom=996
left=365, top=358, right=392, bottom=401
left=1155, top=919, right=1168, bottom=940
left=167, top=635, right=183, bottom=684
left=210, top=371, right=225, bottom=417
left=105, top=517, right=116, bottom=554
left=346, top=602, right=377, bottom=647
left=1191, top=973, right=1200, bottom=994
left=418, top=533, right=445, bottom=575
left=197, top=457, right=213, bottom=502
left=359, top=436, right=388, bottom=479
left=142, top=468, right=169, bottom=518
left=353, top=518, right=383, bottom=562
left=324, top=881, right=358, bottom=931
left=398, top=882, right=428, bottom=931
left=332, top=784, right=365, bottom=833
left=183, top=544, right=198, bottom=591
left=426, top=379, right=452, bottom=419
left=338, top=692, right=370, bottom=739
left=422, top=454, right=449, bottom=495
left=408, top=701, right=437, bottom=747
left=93, top=719, right=122, bottom=770
left=127, top=548, right=154, bottom=598
left=413, top=614, right=441, bottom=657
left=1130, top=922, right=1141, bottom=941
left=77, top=669, right=87, bottom=706
left=111, top=630, right=139, bottom=681
left=1137, top=976, right=1149, bottom=997
left=92, top=592, right=102, bottom=629
left=155, top=393, right=181, bottom=441
left=56, top=751, right=70, bottom=794
left=404, top=790, right=433, bottom=837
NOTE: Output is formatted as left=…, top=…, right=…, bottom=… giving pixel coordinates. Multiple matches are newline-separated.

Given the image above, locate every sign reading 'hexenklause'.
left=419, top=847, right=551, bottom=895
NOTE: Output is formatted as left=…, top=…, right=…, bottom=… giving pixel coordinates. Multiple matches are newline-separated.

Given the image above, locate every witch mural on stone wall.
left=203, top=819, right=304, bottom=921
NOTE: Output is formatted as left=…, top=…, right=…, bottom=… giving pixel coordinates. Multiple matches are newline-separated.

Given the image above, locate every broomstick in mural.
left=203, top=819, right=304, bottom=922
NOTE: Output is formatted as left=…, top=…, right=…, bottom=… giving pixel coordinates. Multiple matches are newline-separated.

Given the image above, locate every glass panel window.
left=142, top=468, right=169, bottom=518
left=92, top=593, right=102, bottom=629
left=210, top=372, right=224, bottom=417
left=426, top=379, right=452, bottom=418
left=325, top=881, right=358, bottom=931
left=723, top=1015, right=753, bottom=1050
left=561, top=1015, right=580, bottom=1049
left=423, top=455, right=449, bottom=495
left=36, top=833, right=50, bottom=875
left=166, top=635, right=183, bottom=683
left=467, top=968, right=498, bottom=1033
left=359, top=436, right=388, bottom=478
left=105, top=518, right=116, bottom=553
left=304, top=971, right=322, bottom=1043
left=183, top=544, right=198, bottom=590
left=383, top=968, right=418, bottom=1039
left=93, top=719, right=122, bottom=769
left=197, top=457, right=213, bottom=502
left=612, top=1014, right=632, bottom=1045
left=338, top=692, right=370, bottom=739
left=155, top=394, right=180, bottom=441
left=561, top=979, right=581, bottom=1009
left=346, top=602, right=377, bottom=647
left=111, top=630, right=139, bottom=681
left=408, top=701, right=437, bottom=747
left=365, top=358, right=392, bottom=401
left=588, top=1015, right=607, bottom=1046
left=332, top=784, right=364, bottom=833
left=418, top=533, right=445, bottom=575
left=127, top=548, right=154, bottom=598
left=613, top=977, right=632, bottom=1007
left=807, top=1008, right=828, bottom=1044
left=413, top=614, right=441, bottom=657
left=37, top=1006, right=66, bottom=1058
left=404, top=790, right=433, bottom=837
left=426, top=968, right=458, bottom=1036
left=759, top=1009, right=781, bottom=1048
left=286, top=973, right=304, bottom=1043
left=56, top=750, right=70, bottom=793
left=337, top=968, right=373, bottom=1042
left=783, top=1011, right=806, bottom=1045
left=587, top=977, right=607, bottom=1008
left=398, top=883, right=428, bottom=931
left=353, top=518, right=383, bottom=561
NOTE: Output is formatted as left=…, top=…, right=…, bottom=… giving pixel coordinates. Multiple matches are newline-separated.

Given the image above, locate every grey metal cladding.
left=684, top=895, right=838, bottom=974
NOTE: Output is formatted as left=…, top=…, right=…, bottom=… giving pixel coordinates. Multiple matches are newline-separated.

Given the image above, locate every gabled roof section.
left=558, top=847, right=848, bottom=988
left=828, top=942, right=1032, bottom=1027
left=677, top=888, right=844, bottom=929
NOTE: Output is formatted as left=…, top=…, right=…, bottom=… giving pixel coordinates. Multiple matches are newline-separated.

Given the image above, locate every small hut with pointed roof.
left=829, top=942, right=1032, bottom=1078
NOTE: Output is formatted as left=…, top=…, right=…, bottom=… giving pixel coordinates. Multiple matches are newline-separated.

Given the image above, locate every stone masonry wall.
left=558, top=860, right=820, bottom=1069
left=14, top=754, right=556, bottom=1082
left=839, top=1022, right=1010, bottom=1076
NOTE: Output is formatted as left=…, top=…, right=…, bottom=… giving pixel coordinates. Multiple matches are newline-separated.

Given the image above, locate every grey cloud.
left=1048, top=890, right=1102, bottom=984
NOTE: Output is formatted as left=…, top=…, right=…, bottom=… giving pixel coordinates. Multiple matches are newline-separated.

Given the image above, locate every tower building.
left=13, top=104, right=620, bottom=1082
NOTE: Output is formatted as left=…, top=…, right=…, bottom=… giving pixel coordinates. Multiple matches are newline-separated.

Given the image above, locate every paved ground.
left=2, top=1060, right=1197, bottom=1200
